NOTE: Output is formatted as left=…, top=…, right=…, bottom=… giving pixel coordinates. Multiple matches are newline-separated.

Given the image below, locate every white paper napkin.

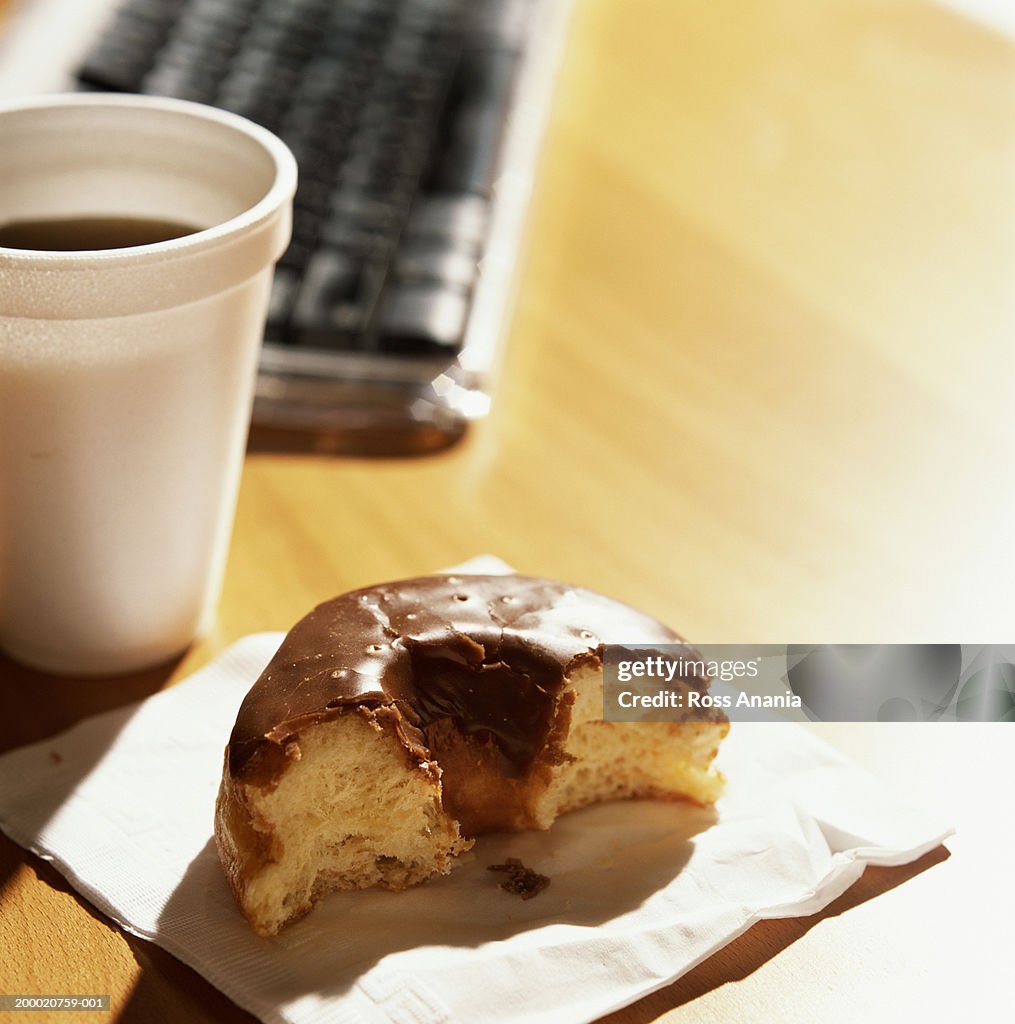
left=0, top=569, right=952, bottom=1024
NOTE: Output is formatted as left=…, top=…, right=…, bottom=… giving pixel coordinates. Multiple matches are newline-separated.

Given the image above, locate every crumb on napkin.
left=487, top=858, right=550, bottom=899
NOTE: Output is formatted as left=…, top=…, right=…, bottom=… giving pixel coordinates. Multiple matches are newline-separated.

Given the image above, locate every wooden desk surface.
left=2, top=0, right=1014, bottom=1021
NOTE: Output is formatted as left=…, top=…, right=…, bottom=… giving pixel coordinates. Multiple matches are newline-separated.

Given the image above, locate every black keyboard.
left=76, top=0, right=560, bottom=452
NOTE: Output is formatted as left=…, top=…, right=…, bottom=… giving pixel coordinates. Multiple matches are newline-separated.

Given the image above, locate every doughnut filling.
left=215, top=574, right=729, bottom=935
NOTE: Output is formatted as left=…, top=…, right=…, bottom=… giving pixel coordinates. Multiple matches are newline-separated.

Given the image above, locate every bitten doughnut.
left=214, top=574, right=728, bottom=935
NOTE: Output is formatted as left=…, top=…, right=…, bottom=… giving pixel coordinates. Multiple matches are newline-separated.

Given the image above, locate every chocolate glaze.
left=228, top=574, right=695, bottom=783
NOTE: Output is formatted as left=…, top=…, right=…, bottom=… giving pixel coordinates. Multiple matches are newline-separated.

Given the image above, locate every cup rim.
left=0, top=92, right=298, bottom=264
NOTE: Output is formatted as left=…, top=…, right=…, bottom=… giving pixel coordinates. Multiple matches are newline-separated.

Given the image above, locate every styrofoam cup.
left=0, top=94, right=297, bottom=675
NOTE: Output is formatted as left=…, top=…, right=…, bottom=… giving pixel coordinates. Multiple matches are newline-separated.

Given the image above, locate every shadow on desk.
left=0, top=652, right=181, bottom=756
left=0, top=651, right=182, bottom=918
left=247, top=420, right=467, bottom=459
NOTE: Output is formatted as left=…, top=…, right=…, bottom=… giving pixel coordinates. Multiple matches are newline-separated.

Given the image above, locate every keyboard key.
left=266, top=267, right=301, bottom=337
left=394, top=237, right=479, bottom=290
left=378, top=282, right=469, bottom=351
left=434, top=49, right=518, bottom=195
left=403, top=194, right=489, bottom=248
left=290, top=248, right=371, bottom=344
